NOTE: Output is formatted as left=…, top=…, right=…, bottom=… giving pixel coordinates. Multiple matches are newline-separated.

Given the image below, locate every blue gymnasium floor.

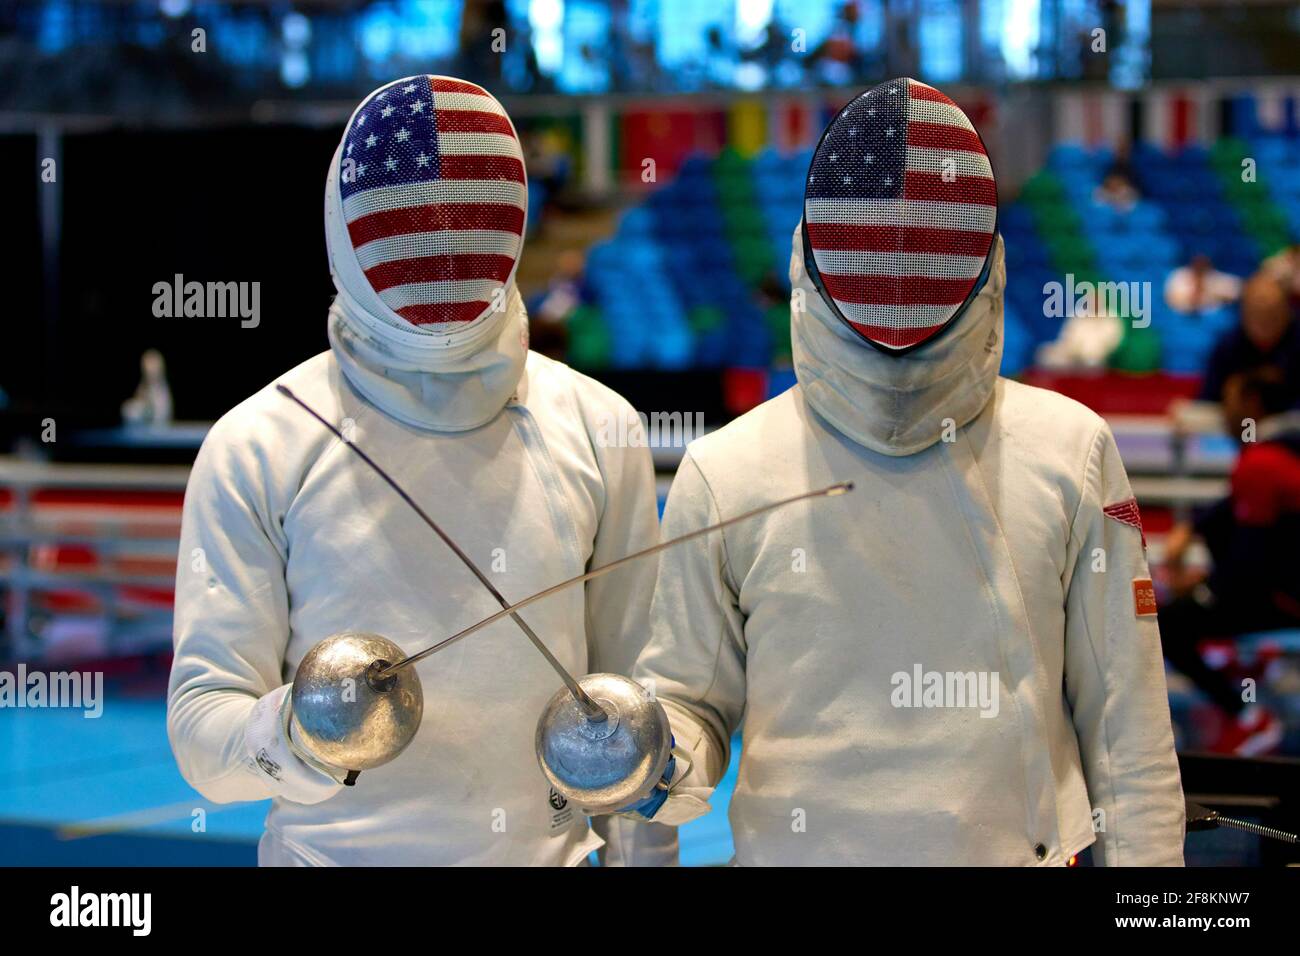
left=0, top=693, right=738, bottom=866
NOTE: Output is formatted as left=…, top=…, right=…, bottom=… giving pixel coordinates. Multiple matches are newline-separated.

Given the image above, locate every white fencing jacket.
left=168, top=344, right=667, bottom=865
left=169, top=116, right=679, bottom=865
left=632, top=229, right=1185, bottom=866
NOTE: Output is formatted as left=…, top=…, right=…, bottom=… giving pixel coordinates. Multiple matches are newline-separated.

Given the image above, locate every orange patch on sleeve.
left=1133, top=578, right=1158, bottom=617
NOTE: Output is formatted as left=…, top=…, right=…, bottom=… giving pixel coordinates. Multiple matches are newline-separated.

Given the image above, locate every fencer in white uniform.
left=167, top=76, right=674, bottom=866
left=618, top=79, right=1185, bottom=866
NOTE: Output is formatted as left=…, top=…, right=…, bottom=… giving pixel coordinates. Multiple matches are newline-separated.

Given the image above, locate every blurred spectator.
left=1160, top=366, right=1299, bottom=754
left=701, top=26, right=737, bottom=88
left=1200, top=273, right=1300, bottom=403
left=1165, top=254, right=1242, bottom=315
left=810, top=2, right=863, bottom=86
left=1098, top=0, right=1127, bottom=78
left=458, top=0, right=510, bottom=85
left=608, top=0, right=662, bottom=92
left=1105, top=139, right=1137, bottom=183
left=1260, top=242, right=1300, bottom=303
left=1092, top=170, right=1140, bottom=213
left=523, top=129, right=573, bottom=217
left=742, top=17, right=797, bottom=79
left=535, top=249, right=587, bottom=322
left=1035, top=307, right=1123, bottom=369
left=529, top=249, right=588, bottom=360
left=120, top=349, right=172, bottom=427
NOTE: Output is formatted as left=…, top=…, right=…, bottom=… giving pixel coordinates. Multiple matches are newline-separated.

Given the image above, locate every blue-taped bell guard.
left=614, top=737, right=694, bottom=821
left=322, top=128, right=530, bottom=433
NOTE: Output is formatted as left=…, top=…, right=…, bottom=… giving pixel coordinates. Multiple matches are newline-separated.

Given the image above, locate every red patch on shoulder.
left=1133, top=578, right=1158, bottom=617
left=1103, top=498, right=1146, bottom=549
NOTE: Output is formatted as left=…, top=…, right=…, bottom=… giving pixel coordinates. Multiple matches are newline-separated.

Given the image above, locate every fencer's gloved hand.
left=242, top=684, right=345, bottom=805
left=616, top=748, right=677, bottom=820
left=612, top=735, right=713, bottom=826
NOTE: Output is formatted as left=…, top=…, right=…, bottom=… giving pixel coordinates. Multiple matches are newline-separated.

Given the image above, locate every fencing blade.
left=276, top=383, right=605, bottom=719
left=375, top=480, right=855, bottom=679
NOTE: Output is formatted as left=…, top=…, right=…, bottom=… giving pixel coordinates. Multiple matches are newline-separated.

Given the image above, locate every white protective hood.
left=321, top=108, right=529, bottom=434
left=790, top=223, right=1006, bottom=457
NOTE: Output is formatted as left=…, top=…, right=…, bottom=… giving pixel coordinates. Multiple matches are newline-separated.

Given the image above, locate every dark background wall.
left=10, top=125, right=345, bottom=437
left=1152, top=2, right=1300, bottom=79
left=0, top=135, right=44, bottom=438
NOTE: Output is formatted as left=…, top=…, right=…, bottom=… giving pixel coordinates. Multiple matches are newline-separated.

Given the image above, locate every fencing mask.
left=323, top=75, right=530, bottom=432
left=802, top=77, right=997, bottom=355
left=331, top=75, right=526, bottom=331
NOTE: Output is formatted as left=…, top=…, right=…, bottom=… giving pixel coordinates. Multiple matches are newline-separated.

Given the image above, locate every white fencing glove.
left=617, top=738, right=713, bottom=826
left=644, top=752, right=713, bottom=827
left=243, top=684, right=345, bottom=805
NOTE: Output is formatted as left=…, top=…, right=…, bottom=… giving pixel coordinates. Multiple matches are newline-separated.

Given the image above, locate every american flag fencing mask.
left=331, top=75, right=527, bottom=338
left=802, top=78, right=998, bottom=355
